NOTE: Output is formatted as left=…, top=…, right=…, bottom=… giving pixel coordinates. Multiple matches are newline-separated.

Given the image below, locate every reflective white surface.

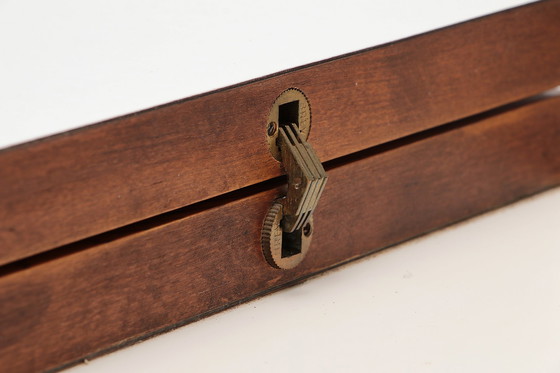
left=0, top=0, right=532, bottom=149
left=69, top=187, right=560, bottom=373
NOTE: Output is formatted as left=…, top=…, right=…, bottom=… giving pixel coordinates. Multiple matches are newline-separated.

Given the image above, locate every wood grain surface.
left=1, top=1, right=559, bottom=265
left=1, top=97, right=559, bottom=373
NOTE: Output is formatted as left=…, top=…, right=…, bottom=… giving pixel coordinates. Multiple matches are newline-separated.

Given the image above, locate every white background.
left=0, top=0, right=532, bottom=149
left=4, top=1, right=558, bottom=372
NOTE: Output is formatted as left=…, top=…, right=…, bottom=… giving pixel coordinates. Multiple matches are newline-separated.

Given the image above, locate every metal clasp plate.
left=261, top=89, right=328, bottom=269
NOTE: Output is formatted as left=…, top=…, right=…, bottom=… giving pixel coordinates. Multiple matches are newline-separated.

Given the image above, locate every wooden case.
left=1, top=1, right=559, bottom=372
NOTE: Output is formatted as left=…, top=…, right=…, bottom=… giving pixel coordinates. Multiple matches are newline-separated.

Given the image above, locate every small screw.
left=267, top=122, right=278, bottom=136
left=303, top=222, right=312, bottom=237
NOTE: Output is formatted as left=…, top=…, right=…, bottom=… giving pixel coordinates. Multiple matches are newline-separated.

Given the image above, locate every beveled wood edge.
left=1, top=0, right=559, bottom=264
left=1, top=97, right=559, bottom=372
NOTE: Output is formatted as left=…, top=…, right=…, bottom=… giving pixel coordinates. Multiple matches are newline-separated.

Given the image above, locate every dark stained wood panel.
left=1, top=97, right=559, bottom=373
left=1, top=1, right=560, bottom=265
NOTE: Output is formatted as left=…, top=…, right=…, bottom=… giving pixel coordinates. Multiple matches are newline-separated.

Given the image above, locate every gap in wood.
left=0, top=91, right=557, bottom=277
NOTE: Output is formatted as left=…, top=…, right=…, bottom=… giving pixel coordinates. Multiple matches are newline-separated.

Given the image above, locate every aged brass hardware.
left=261, top=88, right=327, bottom=269
left=266, top=88, right=311, bottom=161
left=261, top=202, right=314, bottom=270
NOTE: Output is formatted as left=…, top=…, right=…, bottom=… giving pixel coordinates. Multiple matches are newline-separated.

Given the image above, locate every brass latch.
left=261, top=89, right=328, bottom=269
